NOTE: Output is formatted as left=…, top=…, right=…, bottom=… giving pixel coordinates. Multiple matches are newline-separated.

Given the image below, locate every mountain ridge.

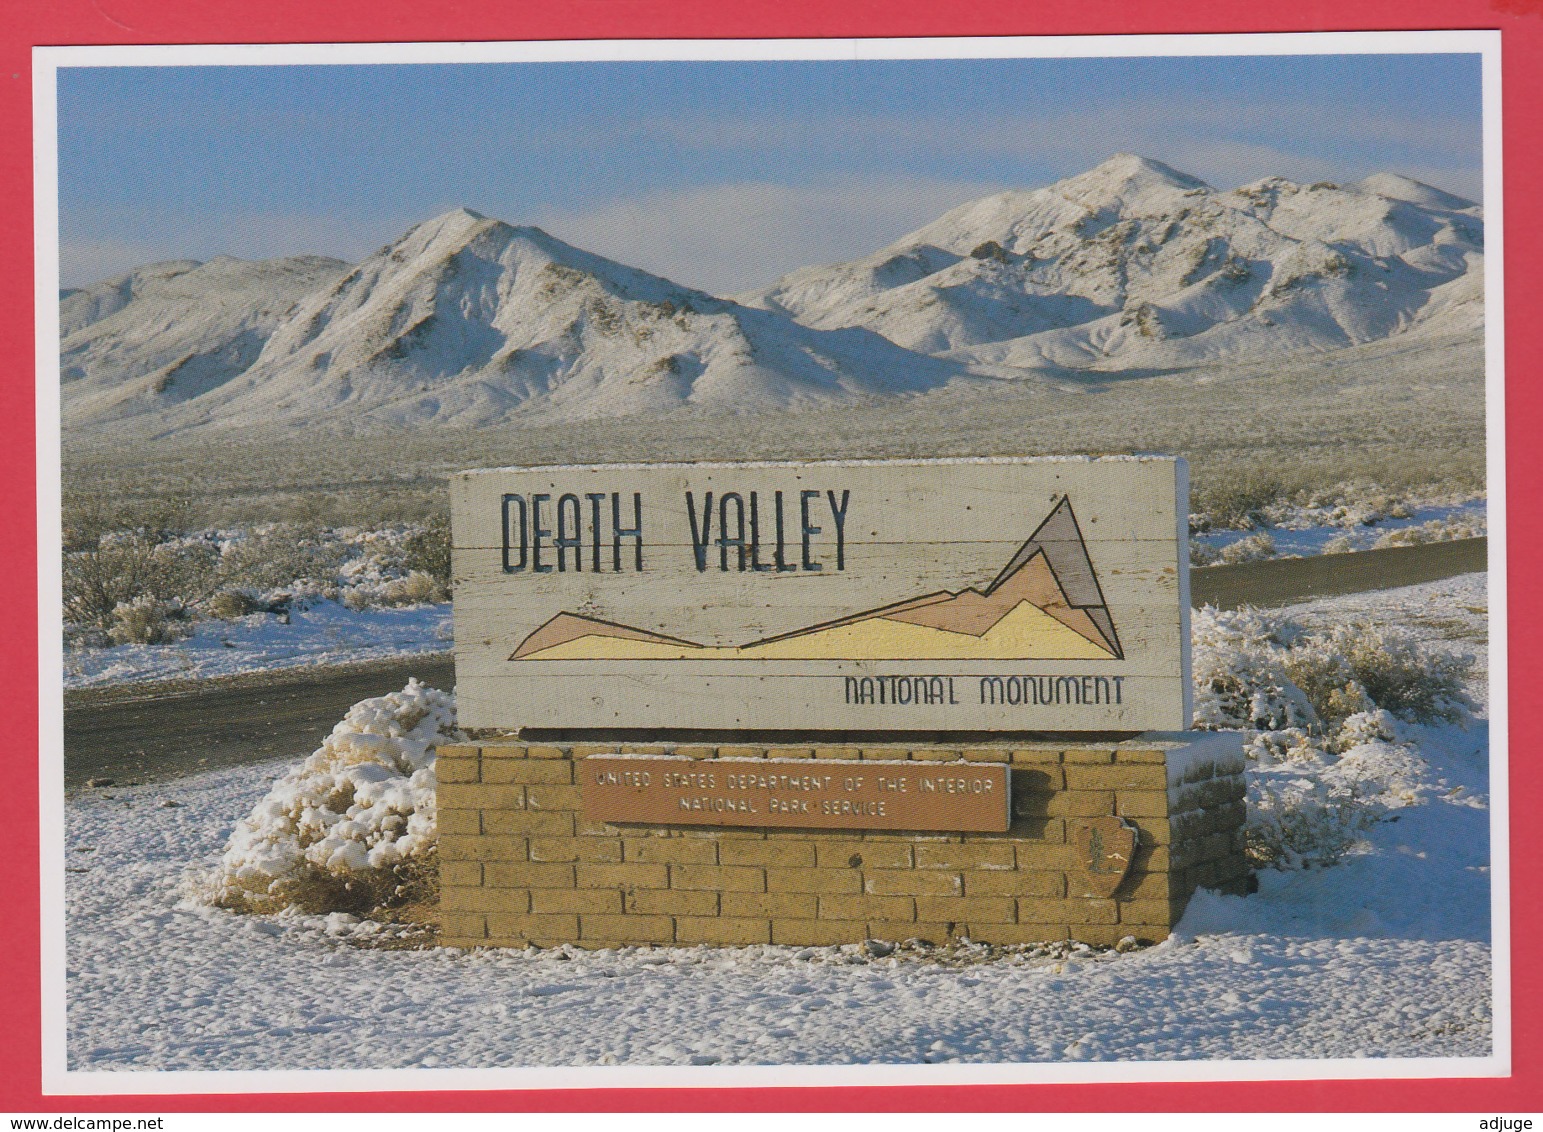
left=740, top=153, right=1482, bottom=369
left=60, top=154, right=1482, bottom=439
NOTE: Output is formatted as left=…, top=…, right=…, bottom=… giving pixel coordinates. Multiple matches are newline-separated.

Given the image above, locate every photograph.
left=34, top=29, right=1507, bottom=1097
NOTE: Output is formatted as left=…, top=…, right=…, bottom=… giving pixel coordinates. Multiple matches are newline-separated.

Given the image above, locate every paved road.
left=1189, top=536, right=1486, bottom=610
left=60, top=537, right=1486, bottom=791
left=62, top=656, right=455, bottom=792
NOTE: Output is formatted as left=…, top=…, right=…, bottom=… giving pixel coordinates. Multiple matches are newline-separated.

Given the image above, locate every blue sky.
left=56, top=53, right=1484, bottom=292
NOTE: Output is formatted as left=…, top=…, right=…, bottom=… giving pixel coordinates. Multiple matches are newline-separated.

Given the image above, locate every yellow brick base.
left=436, top=733, right=1248, bottom=949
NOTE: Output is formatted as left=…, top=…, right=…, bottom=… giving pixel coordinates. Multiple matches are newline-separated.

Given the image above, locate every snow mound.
left=209, top=678, right=457, bottom=914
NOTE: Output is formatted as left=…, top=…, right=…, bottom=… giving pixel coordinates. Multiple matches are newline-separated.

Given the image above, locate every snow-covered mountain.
left=62, top=209, right=966, bottom=438
left=740, top=154, right=1483, bottom=371
left=61, top=259, right=203, bottom=338
left=60, top=155, right=1483, bottom=439
left=61, top=255, right=350, bottom=428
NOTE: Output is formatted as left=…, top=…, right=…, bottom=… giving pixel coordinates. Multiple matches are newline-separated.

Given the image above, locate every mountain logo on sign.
left=509, top=496, right=1122, bottom=662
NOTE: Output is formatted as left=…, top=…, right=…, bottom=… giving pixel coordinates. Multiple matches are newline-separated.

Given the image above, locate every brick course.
left=436, top=735, right=1249, bottom=950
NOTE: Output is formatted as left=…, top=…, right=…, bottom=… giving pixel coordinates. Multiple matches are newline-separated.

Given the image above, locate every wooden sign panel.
left=579, top=756, right=1010, bottom=832
left=451, top=456, right=1191, bottom=732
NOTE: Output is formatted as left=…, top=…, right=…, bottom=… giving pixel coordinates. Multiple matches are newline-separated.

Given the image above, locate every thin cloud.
left=586, top=97, right=1480, bottom=170
left=536, top=176, right=1003, bottom=295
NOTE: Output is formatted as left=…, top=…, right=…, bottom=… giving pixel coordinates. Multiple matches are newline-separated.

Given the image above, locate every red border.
left=5, top=0, right=1538, bottom=1113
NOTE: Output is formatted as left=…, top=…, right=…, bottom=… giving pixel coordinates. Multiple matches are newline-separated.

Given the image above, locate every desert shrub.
left=1322, top=534, right=1354, bottom=554
left=1244, top=761, right=1369, bottom=870
left=1216, top=531, right=1277, bottom=565
left=1284, top=622, right=1470, bottom=726
left=1190, top=471, right=1286, bottom=532
left=1310, top=490, right=1411, bottom=528
left=1193, top=606, right=1471, bottom=870
left=1243, top=708, right=1429, bottom=869
left=1334, top=707, right=1398, bottom=751
left=109, top=596, right=191, bottom=645
left=1190, top=607, right=1314, bottom=731
left=64, top=530, right=221, bottom=631
left=212, top=679, right=455, bottom=916
left=1372, top=514, right=1486, bottom=549
left=63, top=514, right=461, bottom=648
left=1189, top=539, right=1221, bottom=567
left=379, top=570, right=444, bottom=606
left=64, top=536, right=160, bottom=631
left=340, top=587, right=375, bottom=612
left=216, top=523, right=349, bottom=595
left=1194, top=607, right=1470, bottom=732
left=206, top=587, right=266, bottom=620
left=62, top=494, right=195, bottom=551
left=245, top=849, right=440, bottom=919
left=340, top=572, right=445, bottom=611
left=401, top=513, right=452, bottom=586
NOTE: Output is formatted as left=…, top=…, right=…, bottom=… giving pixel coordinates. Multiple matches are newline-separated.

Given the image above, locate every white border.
left=33, top=44, right=66, bottom=1097
left=35, top=30, right=1508, bottom=1095
left=1479, top=30, right=1512, bottom=1090
left=31, top=28, right=1500, bottom=66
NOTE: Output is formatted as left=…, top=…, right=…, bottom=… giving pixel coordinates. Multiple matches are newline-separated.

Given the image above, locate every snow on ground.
left=1192, top=497, right=1486, bottom=561
left=1278, top=571, right=1490, bottom=699
left=63, top=599, right=452, bottom=690
left=62, top=573, right=1494, bottom=1072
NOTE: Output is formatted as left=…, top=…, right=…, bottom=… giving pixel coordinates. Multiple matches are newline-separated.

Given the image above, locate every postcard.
left=26, top=26, right=1514, bottom=1108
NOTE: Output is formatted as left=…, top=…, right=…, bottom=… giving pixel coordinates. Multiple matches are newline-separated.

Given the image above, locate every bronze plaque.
left=580, top=756, right=1009, bottom=832
left=1071, top=816, right=1138, bottom=898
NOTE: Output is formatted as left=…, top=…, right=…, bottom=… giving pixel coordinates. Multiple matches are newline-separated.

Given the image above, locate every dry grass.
left=350, top=899, right=441, bottom=950
left=215, top=850, right=440, bottom=920
left=60, top=329, right=1487, bottom=531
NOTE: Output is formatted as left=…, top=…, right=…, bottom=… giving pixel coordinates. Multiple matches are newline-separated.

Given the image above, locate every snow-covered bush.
left=63, top=527, right=219, bottom=631
left=1244, top=709, right=1434, bottom=869
left=206, top=587, right=266, bottom=620
left=109, top=595, right=191, bottom=645
left=1189, top=473, right=1284, bottom=532
left=1188, top=481, right=1482, bottom=548
left=1319, top=493, right=1410, bottom=528
left=63, top=517, right=454, bottom=651
left=1193, top=606, right=1472, bottom=871
left=1244, top=761, right=1367, bottom=869
left=212, top=679, right=457, bottom=915
left=1372, top=513, right=1486, bottom=549
left=343, top=568, right=445, bottom=611
left=382, top=570, right=444, bottom=606
left=214, top=523, right=350, bottom=599
left=1284, top=622, right=1469, bottom=727
left=1193, top=606, right=1469, bottom=732
left=401, top=514, right=452, bottom=586
left=1216, top=531, right=1277, bottom=565
left=1190, top=606, right=1313, bottom=731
